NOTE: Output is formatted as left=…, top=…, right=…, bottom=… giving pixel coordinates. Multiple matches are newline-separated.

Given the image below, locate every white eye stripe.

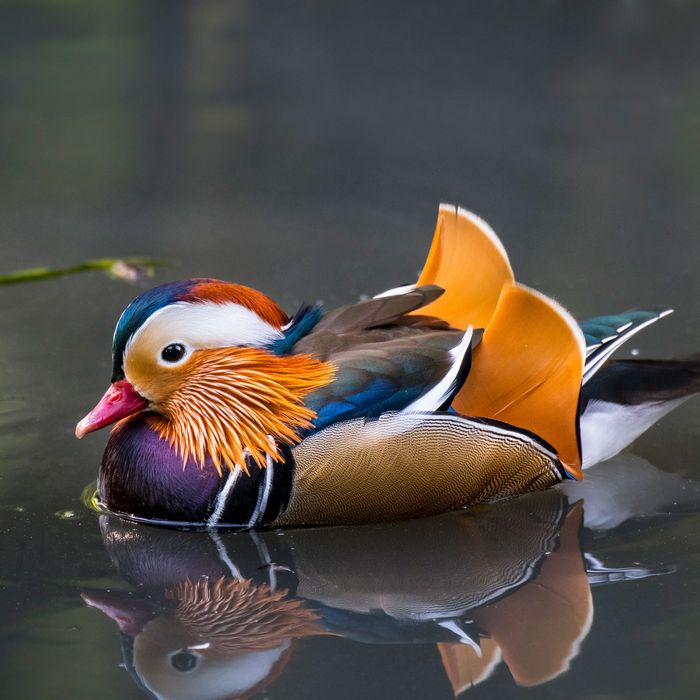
left=124, top=301, right=284, bottom=364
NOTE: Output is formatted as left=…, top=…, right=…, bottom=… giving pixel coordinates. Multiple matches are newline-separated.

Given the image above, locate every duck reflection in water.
left=82, top=453, right=698, bottom=699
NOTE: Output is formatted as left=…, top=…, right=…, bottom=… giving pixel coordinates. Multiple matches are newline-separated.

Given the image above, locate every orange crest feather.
left=187, top=280, right=288, bottom=327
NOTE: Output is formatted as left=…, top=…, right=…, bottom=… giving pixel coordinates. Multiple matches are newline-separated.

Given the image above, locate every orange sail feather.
left=453, top=283, right=585, bottom=478
left=414, top=204, right=514, bottom=330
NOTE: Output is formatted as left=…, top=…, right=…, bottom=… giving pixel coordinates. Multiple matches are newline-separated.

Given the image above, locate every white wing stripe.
left=401, top=327, right=473, bottom=413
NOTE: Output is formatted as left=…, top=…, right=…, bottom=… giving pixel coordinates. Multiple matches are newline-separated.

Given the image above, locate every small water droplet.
left=630, top=348, right=640, bottom=356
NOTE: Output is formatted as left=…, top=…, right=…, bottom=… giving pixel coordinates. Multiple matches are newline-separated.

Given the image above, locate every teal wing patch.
left=581, top=308, right=673, bottom=384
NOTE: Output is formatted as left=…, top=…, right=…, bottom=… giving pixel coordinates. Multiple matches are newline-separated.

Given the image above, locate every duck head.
left=76, top=279, right=334, bottom=473
left=83, top=577, right=321, bottom=700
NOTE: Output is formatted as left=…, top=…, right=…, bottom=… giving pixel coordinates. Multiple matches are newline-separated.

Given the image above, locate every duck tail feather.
left=583, top=353, right=700, bottom=407
left=582, top=308, right=674, bottom=385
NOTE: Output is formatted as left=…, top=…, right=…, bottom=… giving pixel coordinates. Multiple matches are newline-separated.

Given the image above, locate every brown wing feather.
left=294, top=285, right=458, bottom=360
left=314, top=284, right=445, bottom=334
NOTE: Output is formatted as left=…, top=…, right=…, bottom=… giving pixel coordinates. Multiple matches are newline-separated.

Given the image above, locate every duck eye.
left=161, top=343, right=186, bottom=363
left=170, top=651, right=198, bottom=672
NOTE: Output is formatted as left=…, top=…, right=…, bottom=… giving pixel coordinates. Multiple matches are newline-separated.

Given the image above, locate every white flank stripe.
left=247, top=453, right=275, bottom=528
left=207, top=465, right=241, bottom=527
left=372, top=411, right=558, bottom=460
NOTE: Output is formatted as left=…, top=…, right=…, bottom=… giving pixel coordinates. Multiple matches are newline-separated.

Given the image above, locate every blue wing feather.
left=277, top=296, right=469, bottom=434
left=308, top=375, right=428, bottom=432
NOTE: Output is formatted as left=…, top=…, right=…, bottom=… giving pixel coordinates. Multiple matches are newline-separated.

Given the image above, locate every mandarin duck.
left=75, top=204, right=700, bottom=527
left=84, top=486, right=675, bottom=700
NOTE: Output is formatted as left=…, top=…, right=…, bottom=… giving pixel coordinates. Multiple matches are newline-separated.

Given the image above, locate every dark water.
left=1, top=1, right=700, bottom=698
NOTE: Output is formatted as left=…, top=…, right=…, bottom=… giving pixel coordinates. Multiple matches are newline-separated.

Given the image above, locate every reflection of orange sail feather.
left=454, top=284, right=585, bottom=478
left=438, top=502, right=591, bottom=694
left=414, top=204, right=514, bottom=330
left=480, top=501, right=591, bottom=687
left=438, top=639, right=502, bottom=694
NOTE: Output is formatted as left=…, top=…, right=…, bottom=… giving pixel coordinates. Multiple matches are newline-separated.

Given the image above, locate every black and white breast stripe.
left=206, top=443, right=295, bottom=528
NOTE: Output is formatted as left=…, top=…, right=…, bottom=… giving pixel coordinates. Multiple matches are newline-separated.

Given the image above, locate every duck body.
left=100, top=410, right=565, bottom=527
left=78, top=204, right=700, bottom=528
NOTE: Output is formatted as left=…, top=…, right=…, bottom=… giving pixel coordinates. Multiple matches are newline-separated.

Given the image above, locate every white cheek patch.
left=124, top=301, right=284, bottom=364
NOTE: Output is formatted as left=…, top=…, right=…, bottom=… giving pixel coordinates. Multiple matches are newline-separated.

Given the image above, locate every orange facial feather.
left=147, top=348, right=335, bottom=474
left=166, top=576, right=323, bottom=655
